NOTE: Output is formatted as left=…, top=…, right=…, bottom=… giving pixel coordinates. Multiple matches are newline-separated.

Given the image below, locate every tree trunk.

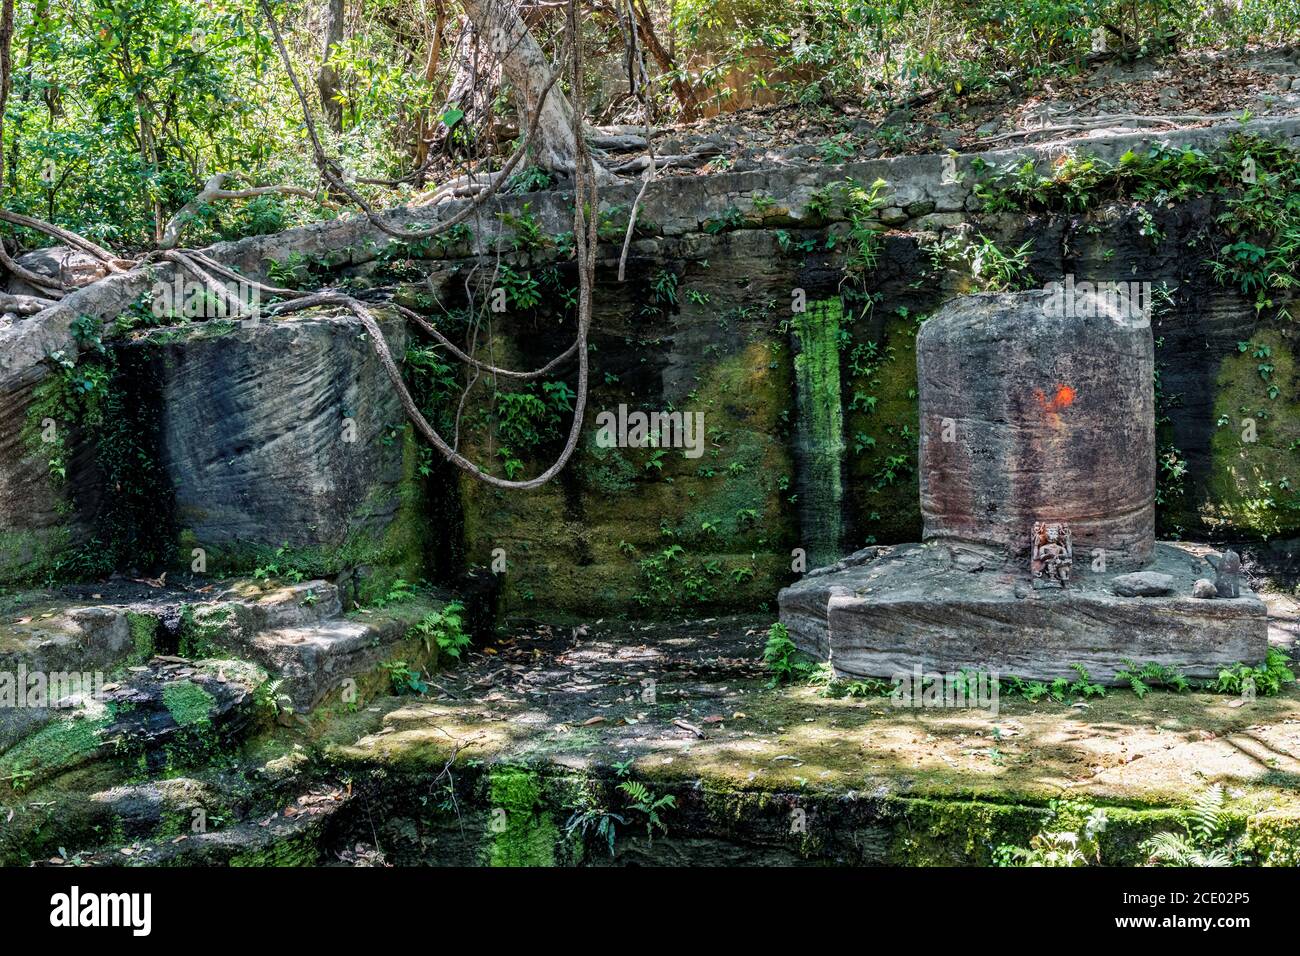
left=412, top=0, right=447, bottom=180
left=629, top=0, right=698, bottom=121
left=459, top=0, right=601, bottom=176
left=0, top=0, right=12, bottom=196
left=428, top=18, right=500, bottom=158
left=317, top=0, right=344, bottom=133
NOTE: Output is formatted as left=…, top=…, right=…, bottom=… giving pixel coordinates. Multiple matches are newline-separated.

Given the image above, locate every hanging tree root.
left=158, top=173, right=333, bottom=250
left=0, top=0, right=598, bottom=494
left=246, top=0, right=602, bottom=491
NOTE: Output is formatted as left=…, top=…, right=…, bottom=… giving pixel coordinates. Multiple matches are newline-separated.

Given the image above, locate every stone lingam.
left=778, top=290, right=1268, bottom=683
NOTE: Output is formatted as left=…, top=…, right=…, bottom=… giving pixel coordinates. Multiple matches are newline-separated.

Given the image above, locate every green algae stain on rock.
left=458, top=337, right=796, bottom=614
left=487, top=766, right=560, bottom=867
left=1204, top=331, right=1300, bottom=538
left=843, top=307, right=922, bottom=545
left=792, top=298, right=846, bottom=568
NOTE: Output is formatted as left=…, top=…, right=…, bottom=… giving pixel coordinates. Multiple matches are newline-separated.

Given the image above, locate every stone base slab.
left=778, top=541, right=1269, bottom=683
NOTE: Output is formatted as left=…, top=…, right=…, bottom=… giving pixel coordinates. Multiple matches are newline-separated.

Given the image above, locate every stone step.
left=0, top=602, right=142, bottom=754
left=0, top=579, right=341, bottom=678
left=0, top=656, right=267, bottom=793
left=207, top=579, right=344, bottom=632
left=247, top=603, right=443, bottom=712
left=0, top=580, right=457, bottom=761
left=51, top=790, right=341, bottom=866
left=0, top=603, right=137, bottom=675
left=2, top=732, right=315, bottom=865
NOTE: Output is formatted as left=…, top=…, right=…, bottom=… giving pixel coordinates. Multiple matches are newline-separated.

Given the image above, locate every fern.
left=1189, top=784, right=1229, bottom=844
left=1115, top=659, right=1189, bottom=698
left=1212, top=647, right=1295, bottom=696
left=617, top=779, right=676, bottom=841
left=411, top=602, right=471, bottom=660
left=995, top=801, right=1107, bottom=867
left=1141, top=785, right=1241, bottom=867
left=762, top=622, right=817, bottom=686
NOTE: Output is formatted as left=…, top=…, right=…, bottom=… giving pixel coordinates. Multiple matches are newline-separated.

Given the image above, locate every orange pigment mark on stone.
left=1034, top=384, right=1076, bottom=413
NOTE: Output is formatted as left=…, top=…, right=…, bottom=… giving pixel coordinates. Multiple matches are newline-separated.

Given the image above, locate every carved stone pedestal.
left=779, top=541, right=1267, bottom=683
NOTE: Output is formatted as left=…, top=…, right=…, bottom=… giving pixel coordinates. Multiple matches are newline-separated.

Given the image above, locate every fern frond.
left=1143, top=831, right=1199, bottom=865
left=618, top=779, right=650, bottom=804
left=1189, top=784, right=1226, bottom=843
left=1195, top=848, right=1235, bottom=868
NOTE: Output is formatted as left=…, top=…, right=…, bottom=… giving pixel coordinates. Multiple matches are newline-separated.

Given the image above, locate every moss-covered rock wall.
left=3, top=123, right=1296, bottom=611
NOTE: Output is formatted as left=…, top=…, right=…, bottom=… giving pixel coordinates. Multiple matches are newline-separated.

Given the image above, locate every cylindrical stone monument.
left=917, top=289, right=1155, bottom=568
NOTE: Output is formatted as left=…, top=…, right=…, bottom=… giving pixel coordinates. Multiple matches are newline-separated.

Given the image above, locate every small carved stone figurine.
left=1205, top=549, right=1242, bottom=598
left=1031, top=521, right=1073, bottom=587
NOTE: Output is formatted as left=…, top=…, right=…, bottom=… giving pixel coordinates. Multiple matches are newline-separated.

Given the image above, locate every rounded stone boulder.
left=917, top=290, right=1155, bottom=567
left=1110, top=570, right=1174, bottom=596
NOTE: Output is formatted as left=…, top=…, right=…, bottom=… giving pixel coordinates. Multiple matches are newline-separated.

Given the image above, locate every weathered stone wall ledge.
left=6, top=114, right=1298, bottom=388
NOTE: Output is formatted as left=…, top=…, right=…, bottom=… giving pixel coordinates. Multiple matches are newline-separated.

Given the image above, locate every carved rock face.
left=917, top=291, right=1155, bottom=567
left=1030, top=520, right=1073, bottom=585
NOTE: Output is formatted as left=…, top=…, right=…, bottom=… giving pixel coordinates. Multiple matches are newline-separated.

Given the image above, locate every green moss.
left=1246, top=811, right=1300, bottom=866
left=1203, top=330, right=1300, bottom=538
left=162, top=681, right=216, bottom=728
left=578, top=441, right=638, bottom=496
left=886, top=797, right=1044, bottom=865
left=178, top=605, right=229, bottom=659
left=844, top=308, right=922, bottom=544
left=487, top=765, right=560, bottom=867
left=0, top=715, right=108, bottom=790
left=792, top=298, right=846, bottom=568
left=354, top=425, right=428, bottom=604
left=21, top=370, right=76, bottom=467
left=1093, top=806, right=1191, bottom=865
left=0, top=528, right=68, bottom=584
left=2, top=371, right=81, bottom=584
left=459, top=337, right=796, bottom=614
left=125, top=612, right=158, bottom=664
left=227, top=833, right=321, bottom=867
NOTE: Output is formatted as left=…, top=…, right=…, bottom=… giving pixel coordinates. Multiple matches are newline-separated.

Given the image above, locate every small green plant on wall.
left=995, top=800, right=1109, bottom=867
left=411, top=601, right=471, bottom=661
left=1141, top=785, right=1245, bottom=867
left=762, top=622, right=817, bottom=686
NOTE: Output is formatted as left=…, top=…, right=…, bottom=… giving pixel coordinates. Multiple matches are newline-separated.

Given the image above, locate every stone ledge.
left=780, top=542, right=1269, bottom=682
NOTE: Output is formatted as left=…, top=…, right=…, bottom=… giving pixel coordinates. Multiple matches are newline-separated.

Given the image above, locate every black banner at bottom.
left=0, top=865, right=1281, bottom=942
